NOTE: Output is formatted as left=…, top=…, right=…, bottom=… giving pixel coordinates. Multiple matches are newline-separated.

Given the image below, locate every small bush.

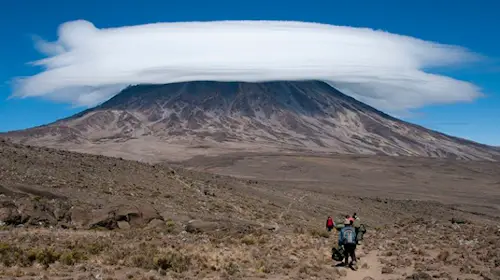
left=85, top=241, right=109, bottom=255
left=59, top=250, right=88, bottom=265
left=256, top=260, right=271, bottom=274
left=0, top=242, right=31, bottom=267
left=166, top=220, right=176, bottom=233
left=293, top=227, right=306, bottom=234
left=224, top=262, right=240, bottom=275
left=241, top=235, right=257, bottom=245
left=0, top=242, right=90, bottom=268
left=309, top=228, right=330, bottom=238
left=29, top=247, right=60, bottom=267
left=130, top=254, right=151, bottom=269
left=154, top=251, right=191, bottom=273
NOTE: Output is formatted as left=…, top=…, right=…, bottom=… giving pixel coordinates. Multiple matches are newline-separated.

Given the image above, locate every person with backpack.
left=353, top=213, right=359, bottom=220
left=326, top=216, right=334, bottom=232
left=352, top=213, right=361, bottom=244
left=338, top=219, right=357, bottom=267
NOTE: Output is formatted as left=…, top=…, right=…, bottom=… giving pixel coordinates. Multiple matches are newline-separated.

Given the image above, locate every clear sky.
left=1, top=0, right=499, bottom=145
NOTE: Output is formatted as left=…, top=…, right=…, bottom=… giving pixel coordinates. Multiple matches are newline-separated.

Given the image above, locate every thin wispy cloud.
left=12, top=20, right=484, bottom=113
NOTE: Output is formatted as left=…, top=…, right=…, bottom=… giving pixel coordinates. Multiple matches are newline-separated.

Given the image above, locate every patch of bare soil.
left=0, top=140, right=499, bottom=279
left=177, top=153, right=500, bottom=219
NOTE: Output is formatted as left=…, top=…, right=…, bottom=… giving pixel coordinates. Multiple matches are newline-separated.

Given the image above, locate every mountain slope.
left=2, top=81, right=499, bottom=161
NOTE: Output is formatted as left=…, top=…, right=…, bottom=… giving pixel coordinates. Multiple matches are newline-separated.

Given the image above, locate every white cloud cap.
left=13, top=20, right=483, bottom=112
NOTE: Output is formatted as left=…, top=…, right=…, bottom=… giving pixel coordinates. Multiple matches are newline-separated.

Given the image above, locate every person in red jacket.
left=326, top=216, right=334, bottom=231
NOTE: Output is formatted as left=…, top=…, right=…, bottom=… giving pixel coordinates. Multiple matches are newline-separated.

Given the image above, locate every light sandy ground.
left=343, top=250, right=383, bottom=280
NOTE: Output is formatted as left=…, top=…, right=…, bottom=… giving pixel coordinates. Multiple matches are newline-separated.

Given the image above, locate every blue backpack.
left=342, top=227, right=356, bottom=245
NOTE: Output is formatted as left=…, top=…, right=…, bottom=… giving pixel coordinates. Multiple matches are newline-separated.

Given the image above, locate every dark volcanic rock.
left=89, top=203, right=163, bottom=230
left=0, top=195, right=72, bottom=227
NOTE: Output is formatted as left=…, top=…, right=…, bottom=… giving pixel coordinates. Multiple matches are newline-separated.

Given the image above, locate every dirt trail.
left=341, top=248, right=383, bottom=280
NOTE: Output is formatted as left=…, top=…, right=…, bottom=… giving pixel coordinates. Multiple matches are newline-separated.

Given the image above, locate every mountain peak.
left=2, top=80, right=499, bottom=162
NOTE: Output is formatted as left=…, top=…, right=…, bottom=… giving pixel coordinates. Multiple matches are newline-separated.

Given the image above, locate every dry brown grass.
left=0, top=227, right=347, bottom=279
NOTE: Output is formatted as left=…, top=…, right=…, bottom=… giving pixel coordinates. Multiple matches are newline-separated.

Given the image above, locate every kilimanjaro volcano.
left=2, top=81, right=499, bottom=161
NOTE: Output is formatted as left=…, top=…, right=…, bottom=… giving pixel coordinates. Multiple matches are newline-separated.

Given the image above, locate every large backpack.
left=342, top=227, right=356, bottom=245
left=353, top=219, right=361, bottom=228
left=334, top=217, right=345, bottom=231
left=331, top=246, right=344, bottom=261
left=357, top=224, right=366, bottom=241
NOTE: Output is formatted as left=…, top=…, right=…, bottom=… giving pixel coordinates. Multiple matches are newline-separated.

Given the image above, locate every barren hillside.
left=0, top=139, right=499, bottom=279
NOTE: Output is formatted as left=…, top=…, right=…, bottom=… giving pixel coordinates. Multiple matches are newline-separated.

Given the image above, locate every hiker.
left=353, top=213, right=359, bottom=220
left=346, top=214, right=354, bottom=223
left=352, top=212, right=361, bottom=243
left=326, top=216, right=334, bottom=231
left=338, top=219, right=357, bottom=267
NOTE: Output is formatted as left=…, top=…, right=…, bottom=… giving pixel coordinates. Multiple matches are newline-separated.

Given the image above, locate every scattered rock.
left=117, top=221, right=131, bottom=229
left=263, top=223, right=279, bottom=232
left=451, top=218, right=466, bottom=224
left=146, top=219, right=164, bottom=229
left=436, top=250, right=450, bottom=262
left=0, top=201, right=21, bottom=224
left=334, top=268, right=347, bottom=277
left=381, top=266, right=394, bottom=274
left=203, top=189, right=215, bottom=197
left=362, top=277, right=375, bottom=280
left=144, top=270, right=159, bottom=280
left=436, top=272, right=452, bottom=280
left=480, top=271, right=496, bottom=280
left=405, top=272, right=432, bottom=280
left=185, top=220, right=220, bottom=233
left=127, top=204, right=162, bottom=227
left=89, top=209, right=118, bottom=230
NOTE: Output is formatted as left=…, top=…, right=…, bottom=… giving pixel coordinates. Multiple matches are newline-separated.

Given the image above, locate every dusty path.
left=330, top=244, right=384, bottom=280
left=342, top=250, right=383, bottom=280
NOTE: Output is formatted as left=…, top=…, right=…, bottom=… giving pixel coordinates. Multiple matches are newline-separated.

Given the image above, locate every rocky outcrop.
left=88, top=203, right=163, bottom=230
left=0, top=196, right=71, bottom=227
left=0, top=185, right=163, bottom=230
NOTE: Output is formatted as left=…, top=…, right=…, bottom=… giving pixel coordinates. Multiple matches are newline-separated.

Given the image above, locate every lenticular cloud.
left=13, top=20, right=483, bottom=112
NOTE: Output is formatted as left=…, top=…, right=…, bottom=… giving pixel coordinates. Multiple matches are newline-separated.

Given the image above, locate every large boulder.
left=88, top=203, right=163, bottom=230
left=69, top=206, right=91, bottom=227
left=0, top=196, right=72, bottom=227
left=146, top=219, right=165, bottom=229
left=0, top=200, right=21, bottom=224
left=185, top=220, right=221, bottom=233
left=89, top=208, right=119, bottom=230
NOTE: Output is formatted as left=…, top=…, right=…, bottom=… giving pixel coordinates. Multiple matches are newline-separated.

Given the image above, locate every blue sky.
left=0, top=0, right=499, bottom=145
